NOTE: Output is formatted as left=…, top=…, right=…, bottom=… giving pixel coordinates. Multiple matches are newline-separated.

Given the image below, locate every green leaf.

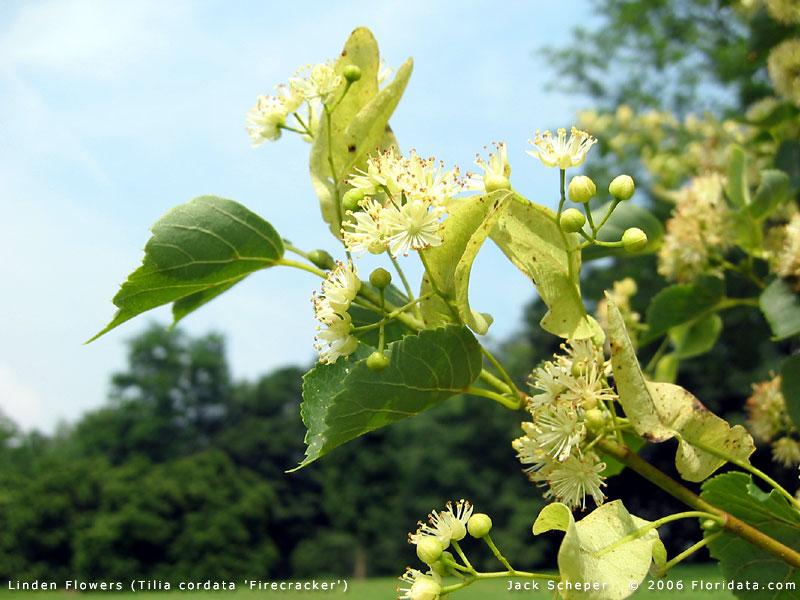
left=726, top=145, right=750, bottom=207
left=746, top=101, right=800, bottom=129
left=670, top=314, right=723, bottom=359
left=582, top=201, right=664, bottom=261
left=608, top=300, right=755, bottom=481
left=654, top=353, right=679, bottom=383
left=776, top=141, right=800, bottom=190
left=419, top=191, right=513, bottom=334
left=309, top=27, right=413, bottom=237
left=701, top=472, right=800, bottom=599
left=748, top=170, right=790, bottom=220
left=780, top=355, right=800, bottom=430
left=760, top=278, right=800, bottom=340
left=533, top=500, right=660, bottom=600
left=643, top=276, right=724, bottom=342
left=295, top=325, right=481, bottom=468
left=90, top=196, right=284, bottom=342
left=491, top=197, right=602, bottom=340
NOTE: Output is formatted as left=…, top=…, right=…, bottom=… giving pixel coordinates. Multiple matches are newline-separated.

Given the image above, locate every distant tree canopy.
left=0, top=325, right=545, bottom=581
left=547, top=0, right=795, bottom=114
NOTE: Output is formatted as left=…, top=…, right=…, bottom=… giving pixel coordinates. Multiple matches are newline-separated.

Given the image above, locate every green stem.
left=323, top=105, right=349, bottom=260
left=597, top=438, right=800, bottom=569
left=276, top=258, right=327, bottom=278
left=679, top=435, right=800, bottom=510
left=440, top=570, right=559, bottom=595
left=278, top=124, right=307, bottom=135
left=595, top=511, right=719, bottom=558
left=481, top=347, right=519, bottom=396
left=584, top=202, right=597, bottom=235
left=377, top=288, right=386, bottom=352
left=388, top=252, right=419, bottom=314
left=662, top=531, right=723, bottom=574
left=556, top=169, right=579, bottom=283
left=351, top=293, right=436, bottom=333
left=595, top=198, right=621, bottom=231
left=451, top=540, right=474, bottom=572
left=357, top=286, right=424, bottom=332
left=466, top=386, right=520, bottom=410
left=483, top=534, right=515, bottom=573
left=292, top=112, right=313, bottom=137
left=282, top=241, right=311, bottom=260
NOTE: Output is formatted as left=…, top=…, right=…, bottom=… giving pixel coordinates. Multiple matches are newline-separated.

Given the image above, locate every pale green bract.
left=490, top=197, right=603, bottom=340
left=607, top=299, right=755, bottom=481
left=308, top=27, right=413, bottom=238
left=533, top=501, right=660, bottom=600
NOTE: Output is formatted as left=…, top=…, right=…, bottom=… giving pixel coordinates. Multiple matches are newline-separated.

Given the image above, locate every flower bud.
left=568, top=175, right=597, bottom=203
left=430, top=558, right=449, bottom=577
left=621, top=227, right=648, bottom=253
left=343, top=65, right=362, bottom=83
left=416, top=537, right=444, bottom=565
left=701, top=519, right=720, bottom=532
left=342, top=188, right=365, bottom=212
left=369, top=268, right=392, bottom=289
left=366, top=351, right=390, bottom=371
left=585, top=408, right=607, bottom=433
left=467, top=513, right=493, bottom=538
left=560, top=208, right=586, bottom=233
left=484, top=174, right=511, bottom=192
left=609, top=175, right=635, bottom=201
left=411, top=576, right=441, bottom=600
left=307, top=249, right=335, bottom=270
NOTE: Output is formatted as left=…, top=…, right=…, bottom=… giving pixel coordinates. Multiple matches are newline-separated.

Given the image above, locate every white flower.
left=527, top=127, right=597, bottom=169
left=468, top=142, right=511, bottom=191
left=398, top=569, right=441, bottom=600
left=545, top=453, right=607, bottom=510
left=532, top=406, right=585, bottom=462
left=316, top=261, right=361, bottom=318
left=291, top=63, right=342, bottom=104
left=315, top=313, right=359, bottom=364
left=409, top=500, right=473, bottom=548
left=342, top=198, right=389, bottom=255
left=348, top=149, right=463, bottom=206
left=382, top=200, right=445, bottom=256
left=528, top=362, right=569, bottom=409
left=246, top=95, right=288, bottom=146
left=512, top=429, right=552, bottom=476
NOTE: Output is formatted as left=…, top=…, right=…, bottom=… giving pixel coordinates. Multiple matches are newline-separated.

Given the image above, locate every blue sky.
left=0, top=0, right=595, bottom=431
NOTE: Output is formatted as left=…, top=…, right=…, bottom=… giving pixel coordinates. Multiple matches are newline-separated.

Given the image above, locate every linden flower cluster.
left=595, top=278, right=641, bottom=344
left=513, top=340, right=617, bottom=510
left=769, top=38, right=800, bottom=106
left=312, top=261, right=361, bottom=364
left=527, top=127, right=597, bottom=169
left=771, top=211, right=800, bottom=286
left=577, top=106, right=751, bottom=192
left=342, top=149, right=464, bottom=256
left=400, top=500, right=474, bottom=600
left=745, top=376, right=800, bottom=468
left=246, top=62, right=343, bottom=146
left=658, top=173, right=734, bottom=283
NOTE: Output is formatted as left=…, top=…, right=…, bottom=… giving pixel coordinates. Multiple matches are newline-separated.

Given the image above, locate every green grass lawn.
left=0, top=565, right=733, bottom=599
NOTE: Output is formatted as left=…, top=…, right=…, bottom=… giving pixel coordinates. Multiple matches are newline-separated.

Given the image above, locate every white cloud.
left=0, top=364, right=46, bottom=430
left=0, top=0, right=191, bottom=78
